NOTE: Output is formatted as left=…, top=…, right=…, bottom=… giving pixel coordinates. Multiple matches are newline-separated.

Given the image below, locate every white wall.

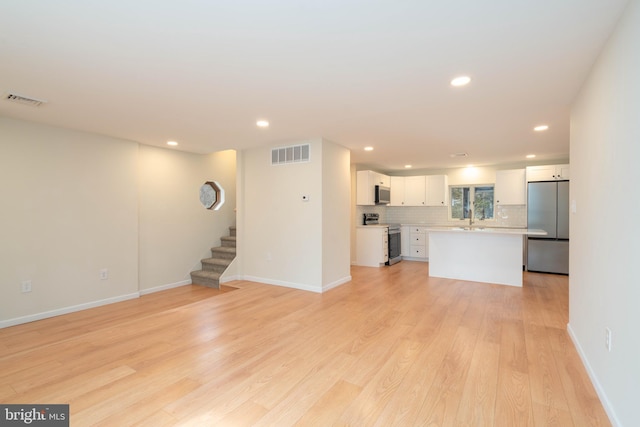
left=445, top=166, right=497, bottom=186
left=138, top=146, right=236, bottom=292
left=0, top=117, right=237, bottom=326
left=0, top=118, right=139, bottom=324
left=321, top=140, right=351, bottom=290
left=240, top=139, right=323, bottom=291
left=569, top=1, right=640, bottom=425
left=350, top=165, right=358, bottom=264
left=238, top=138, right=350, bottom=292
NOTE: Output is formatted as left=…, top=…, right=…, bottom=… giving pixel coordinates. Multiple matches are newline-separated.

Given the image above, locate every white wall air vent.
left=3, top=92, right=47, bottom=107
left=271, top=144, right=310, bottom=165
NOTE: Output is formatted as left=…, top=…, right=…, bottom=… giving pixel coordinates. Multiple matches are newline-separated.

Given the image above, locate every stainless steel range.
left=362, top=213, right=402, bottom=265
left=386, top=224, right=401, bottom=265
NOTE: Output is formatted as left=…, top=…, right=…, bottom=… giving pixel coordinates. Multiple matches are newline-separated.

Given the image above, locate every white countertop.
left=401, top=223, right=526, bottom=229
left=426, top=226, right=547, bottom=236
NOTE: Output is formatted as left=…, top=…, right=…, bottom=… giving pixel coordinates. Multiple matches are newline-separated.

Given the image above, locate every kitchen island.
left=427, top=227, right=546, bottom=287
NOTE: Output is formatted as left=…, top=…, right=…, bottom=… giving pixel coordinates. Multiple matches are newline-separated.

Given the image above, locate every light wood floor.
left=0, top=262, right=610, bottom=426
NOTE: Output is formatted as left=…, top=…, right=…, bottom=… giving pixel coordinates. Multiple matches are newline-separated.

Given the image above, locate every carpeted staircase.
left=190, top=226, right=236, bottom=289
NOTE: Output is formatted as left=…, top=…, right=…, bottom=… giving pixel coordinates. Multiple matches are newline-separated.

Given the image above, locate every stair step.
left=190, top=270, right=221, bottom=289
left=221, top=236, right=236, bottom=248
left=192, top=227, right=236, bottom=289
left=211, top=246, right=236, bottom=260
left=201, top=257, right=232, bottom=273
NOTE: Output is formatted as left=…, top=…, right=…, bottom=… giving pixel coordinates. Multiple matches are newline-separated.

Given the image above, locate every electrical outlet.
left=21, top=280, right=32, bottom=293
left=99, top=269, right=109, bottom=280
left=605, top=327, right=612, bottom=352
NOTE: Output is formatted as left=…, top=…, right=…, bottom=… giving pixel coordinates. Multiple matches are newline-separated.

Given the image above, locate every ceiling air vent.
left=3, top=92, right=47, bottom=107
left=271, top=144, right=310, bottom=165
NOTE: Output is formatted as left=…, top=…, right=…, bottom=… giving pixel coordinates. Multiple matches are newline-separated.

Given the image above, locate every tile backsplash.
left=356, top=204, right=526, bottom=228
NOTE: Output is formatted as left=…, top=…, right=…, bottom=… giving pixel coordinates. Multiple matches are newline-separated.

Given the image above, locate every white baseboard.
left=0, top=274, right=349, bottom=329
left=0, top=292, right=140, bottom=329
left=220, top=274, right=241, bottom=284
left=567, top=323, right=620, bottom=427
left=239, top=274, right=352, bottom=293
left=322, top=275, right=352, bottom=292
left=401, top=256, right=429, bottom=262
left=1, top=279, right=197, bottom=329
left=139, top=279, right=191, bottom=296
left=242, top=275, right=323, bottom=293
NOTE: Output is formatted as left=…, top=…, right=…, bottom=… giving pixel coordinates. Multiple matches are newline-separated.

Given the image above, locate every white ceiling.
left=0, top=0, right=629, bottom=171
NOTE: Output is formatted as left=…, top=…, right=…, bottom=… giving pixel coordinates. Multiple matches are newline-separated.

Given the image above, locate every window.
left=199, top=181, right=225, bottom=211
left=450, top=185, right=494, bottom=220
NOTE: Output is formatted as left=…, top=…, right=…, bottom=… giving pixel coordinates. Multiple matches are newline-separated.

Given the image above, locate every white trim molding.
left=567, top=323, right=620, bottom=427
left=0, top=292, right=140, bottom=329
left=139, top=279, right=191, bottom=296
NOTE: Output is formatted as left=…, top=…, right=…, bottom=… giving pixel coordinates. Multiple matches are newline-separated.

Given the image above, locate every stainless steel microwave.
left=375, top=185, right=390, bottom=205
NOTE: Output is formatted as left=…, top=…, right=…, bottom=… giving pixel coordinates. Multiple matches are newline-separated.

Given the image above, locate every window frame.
left=449, top=184, right=495, bottom=221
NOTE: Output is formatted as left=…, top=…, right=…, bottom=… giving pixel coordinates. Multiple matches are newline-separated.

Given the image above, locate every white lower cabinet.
left=401, top=226, right=429, bottom=261
left=401, top=226, right=411, bottom=257
left=356, top=227, right=389, bottom=267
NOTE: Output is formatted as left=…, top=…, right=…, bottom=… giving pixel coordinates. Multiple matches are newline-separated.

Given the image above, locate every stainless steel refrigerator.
left=527, top=180, right=569, bottom=274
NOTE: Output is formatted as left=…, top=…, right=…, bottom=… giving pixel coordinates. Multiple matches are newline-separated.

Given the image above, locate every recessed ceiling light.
left=364, top=146, right=374, bottom=151
left=256, top=120, right=269, bottom=128
left=167, top=141, right=178, bottom=146
left=450, top=76, right=471, bottom=87
left=526, top=154, right=536, bottom=159
left=534, top=125, right=549, bottom=132
left=404, top=165, right=412, bottom=169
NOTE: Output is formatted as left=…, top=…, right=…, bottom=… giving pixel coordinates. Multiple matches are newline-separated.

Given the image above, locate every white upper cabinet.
left=389, top=176, right=427, bottom=206
left=425, top=175, right=448, bottom=206
left=556, top=164, right=570, bottom=180
left=368, top=171, right=390, bottom=187
left=356, top=170, right=390, bottom=205
left=389, top=176, right=406, bottom=206
left=405, top=176, right=427, bottom=206
left=526, top=164, right=570, bottom=182
left=495, top=169, right=526, bottom=205
left=386, top=174, right=448, bottom=207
